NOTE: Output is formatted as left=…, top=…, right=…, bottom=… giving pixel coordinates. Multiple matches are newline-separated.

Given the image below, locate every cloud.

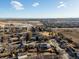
left=59, top=1, right=63, bottom=4
left=32, top=2, right=39, bottom=7
left=57, top=4, right=65, bottom=8
left=11, top=0, right=24, bottom=10
left=57, top=1, right=66, bottom=8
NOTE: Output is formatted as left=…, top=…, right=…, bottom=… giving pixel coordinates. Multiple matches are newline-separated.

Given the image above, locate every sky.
left=0, top=0, right=79, bottom=18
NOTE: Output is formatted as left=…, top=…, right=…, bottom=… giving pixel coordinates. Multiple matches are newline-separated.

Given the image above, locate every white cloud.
left=57, top=1, right=66, bottom=8
left=11, top=0, right=24, bottom=10
left=57, top=4, right=65, bottom=8
left=59, top=1, right=63, bottom=4
left=32, top=2, right=39, bottom=7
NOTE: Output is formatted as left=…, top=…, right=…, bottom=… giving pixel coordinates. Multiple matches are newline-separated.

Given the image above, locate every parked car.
left=36, top=43, right=52, bottom=52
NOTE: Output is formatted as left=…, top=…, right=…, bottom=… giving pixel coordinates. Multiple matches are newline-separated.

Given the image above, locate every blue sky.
left=0, top=0, right=79, bottom=18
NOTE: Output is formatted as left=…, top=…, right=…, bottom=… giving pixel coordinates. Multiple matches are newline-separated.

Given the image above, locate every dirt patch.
left=52, top=28, right=79, bottom=43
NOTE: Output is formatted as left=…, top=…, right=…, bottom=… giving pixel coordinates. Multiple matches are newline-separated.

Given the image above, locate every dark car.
left=36, top=43, right=52, bottom=52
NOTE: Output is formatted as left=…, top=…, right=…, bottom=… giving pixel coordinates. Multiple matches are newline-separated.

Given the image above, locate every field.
left=52, top=28, right=79, bottom=43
